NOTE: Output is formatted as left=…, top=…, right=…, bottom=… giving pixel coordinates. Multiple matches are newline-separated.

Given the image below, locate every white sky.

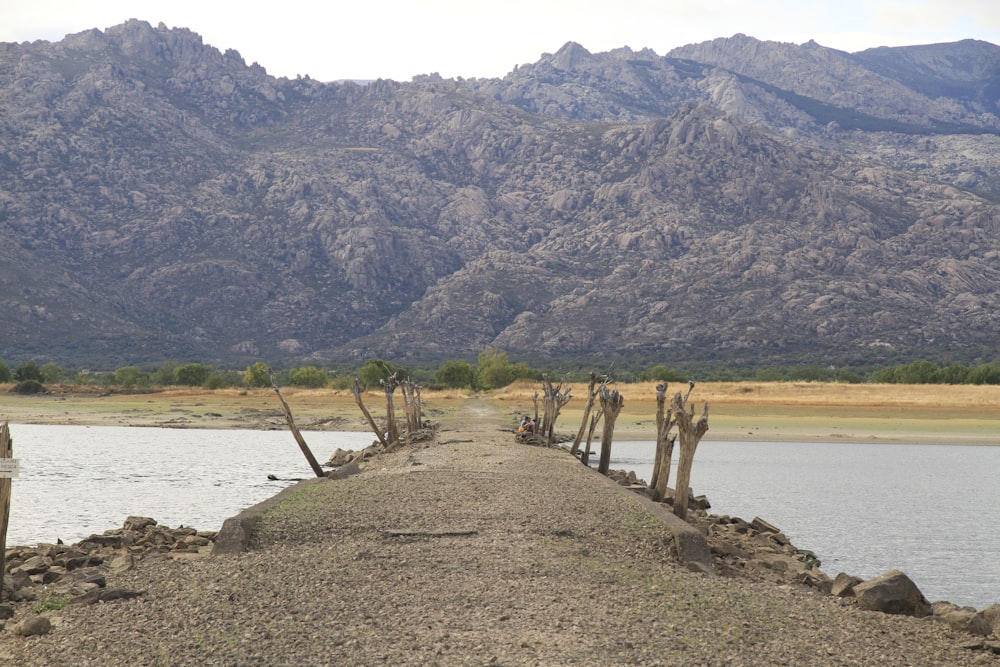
left=1, top=0, right=999, bottom=82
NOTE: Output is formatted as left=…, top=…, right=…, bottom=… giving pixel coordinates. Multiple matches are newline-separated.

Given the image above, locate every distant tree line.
left=1, top=354, right=999, bottom=394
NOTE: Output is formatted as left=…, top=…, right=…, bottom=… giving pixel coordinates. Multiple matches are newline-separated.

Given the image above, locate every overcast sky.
left=2, top=1, right=999, bottom=82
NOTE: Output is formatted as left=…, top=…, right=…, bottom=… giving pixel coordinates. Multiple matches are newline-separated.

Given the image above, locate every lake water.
left=604, top=439, right=1000, bottom=610
left=3, top=425, right=997, bottom=609
left=3, top=424, right=374, bottom=547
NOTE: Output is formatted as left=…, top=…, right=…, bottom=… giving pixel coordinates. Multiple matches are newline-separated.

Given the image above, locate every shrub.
left=754, top=367, right=787, bottom=382
left=0, top=360, right=10, bottom=383
left=643, top=364, right=684, bottom=383
left=435, top=360, right=477, bottom=389
left=13, top=380, right=45, bottom=394
left=174, top=363, right=212, bottom=386
left=204, top=372, right=230, bottom=389
left=289, top=366, right=328, bottom=388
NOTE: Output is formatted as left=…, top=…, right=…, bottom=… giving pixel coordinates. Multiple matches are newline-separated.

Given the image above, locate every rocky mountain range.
left=1, top=20, right=999, bottom=369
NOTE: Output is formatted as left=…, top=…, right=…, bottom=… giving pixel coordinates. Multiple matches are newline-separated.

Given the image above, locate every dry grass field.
left=1, top=380, right=999, bottom=444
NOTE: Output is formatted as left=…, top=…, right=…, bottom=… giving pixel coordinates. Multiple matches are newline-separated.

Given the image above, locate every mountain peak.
left=548, top=41, right=592, bottom=70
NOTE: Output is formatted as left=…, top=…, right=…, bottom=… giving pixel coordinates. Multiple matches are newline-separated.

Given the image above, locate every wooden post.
left=269, top=372, right=325, bottom=478
left=570, top=373, right=598, bottom=456
left=671, top=388, right=709, bottom=520
left=597, top=388, right=624, bottom=475
left=0, top=422, right=13, bottom=601
left=351, top=380, right=389, bottom=448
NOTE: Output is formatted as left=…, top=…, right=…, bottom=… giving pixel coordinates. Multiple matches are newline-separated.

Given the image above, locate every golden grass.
left=1, top=381, right=999, bottom=444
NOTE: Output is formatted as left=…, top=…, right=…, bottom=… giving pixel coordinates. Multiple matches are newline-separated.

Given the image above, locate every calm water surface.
left=5, top=424, right=373, bottom=547
left=606, top=439, right=1000, bottom=609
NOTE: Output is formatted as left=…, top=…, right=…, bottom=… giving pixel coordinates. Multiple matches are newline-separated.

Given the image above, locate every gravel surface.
left=2, top=402, right=996, bottom=666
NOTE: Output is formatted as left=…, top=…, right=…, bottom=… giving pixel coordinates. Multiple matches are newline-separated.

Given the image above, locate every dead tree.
left=400, top=379, right=423, bottom=434
left=269, top=371, right=325, bottom=478
left=671, top=386, right=710, bottom=520
left=580, top=405, right=604, bottom=467
left=531, top=391, right=540, bottom=431
left=649, top=383, right=677, bottom=502
left=541, top=374, right=573, bottom=446
left=381, top=373, right=401, bottom=446
left=351, top=380, right=389, bottom=448
left=596, top=387, right=624, bottom=475
left=570, top=373, right=599, bottom=456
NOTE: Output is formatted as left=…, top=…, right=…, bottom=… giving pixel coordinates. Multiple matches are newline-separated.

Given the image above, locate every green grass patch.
left=34, top=596, right=68, bottom=613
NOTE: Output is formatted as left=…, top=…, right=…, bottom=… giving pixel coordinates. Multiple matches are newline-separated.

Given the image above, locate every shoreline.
left=1, top=382, right=999, bottom=446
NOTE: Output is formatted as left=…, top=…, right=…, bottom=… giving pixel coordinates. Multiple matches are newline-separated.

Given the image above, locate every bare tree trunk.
left=570, top=373, right=598, bottom=456
left=400, top=379, right=423, bottom=434
left=650, top=383, right=677, bottom=502
left=581, top=407, right=603, bottom=467
left=382, top=374, right=400, bottom=446
left=531, top=392, right=539, bottom=431
left=352, top=380, right=389, bottom=448
left=269, top=372, right=325, bottom=478
left=597, top=388, right=624, bottom=475
left=671, top=388, right=709, bottom=520
left=540, top=375, right=573, bottom=446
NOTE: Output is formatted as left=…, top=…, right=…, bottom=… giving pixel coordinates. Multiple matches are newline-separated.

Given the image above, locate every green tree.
left=155, top=362, right=179, bottom=386
left=40, top=362, right=63, bottom=384
left=509, top=362, right=537, bottom=382
left=244, top=362, right=271, bottom=387
left=114, top=366, right=149, bottom=388
left=13, top=361, right=43, bottom=383
left=938, top=364, right=970, bottom=385
left=969, top=362, right=1000, bottom=385
left=356, top=359, right=407, bottom=389
left=289, top=366, right=328, bottom=388
left=435, top=360, right=477, bottom=388
left=870, top=366, right=898, bottom=383
left=476, top=349, right=515, bottom=390
left=0, top=360, right=11, bottom=383
left=174, top=363, right=212, bottom=386
left=896, top=360, right=940, bottom=384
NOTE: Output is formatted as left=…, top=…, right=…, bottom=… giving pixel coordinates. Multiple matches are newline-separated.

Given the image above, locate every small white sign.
left=0, top=458, right=19, bottom=478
